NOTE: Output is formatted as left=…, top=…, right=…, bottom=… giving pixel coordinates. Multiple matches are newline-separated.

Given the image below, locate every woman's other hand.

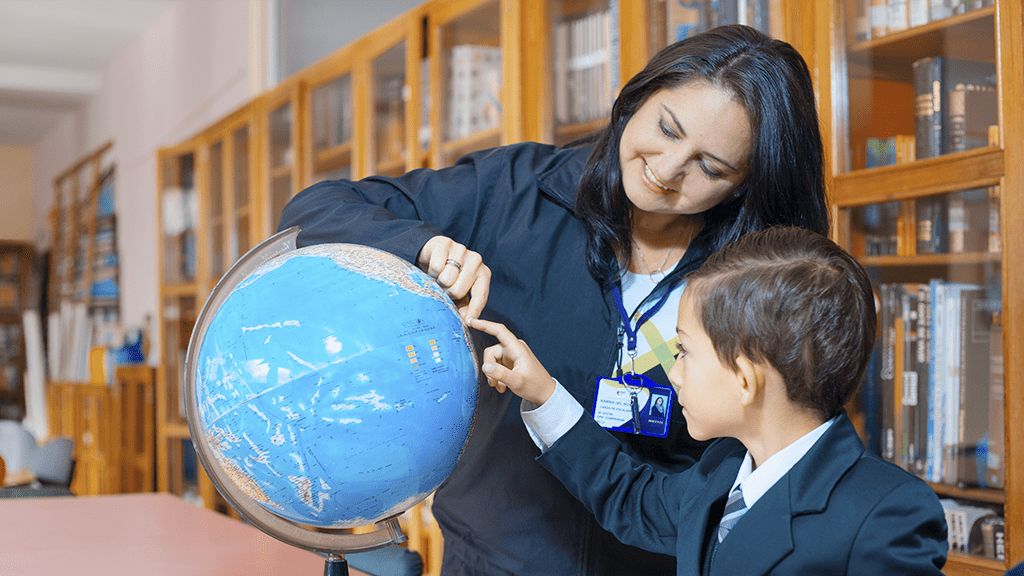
left=417, top=235, right=491, bottom=321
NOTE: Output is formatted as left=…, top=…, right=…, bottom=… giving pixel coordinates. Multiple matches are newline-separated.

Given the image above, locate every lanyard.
left=610, top=283, right=673, bottom=376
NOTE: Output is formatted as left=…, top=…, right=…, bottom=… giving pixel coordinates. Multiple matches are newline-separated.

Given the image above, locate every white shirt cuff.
left=520, top=378, right=585, bottom=451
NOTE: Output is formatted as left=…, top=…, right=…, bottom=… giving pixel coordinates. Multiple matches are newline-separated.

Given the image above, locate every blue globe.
left=192, top=243, right=478, bottom=528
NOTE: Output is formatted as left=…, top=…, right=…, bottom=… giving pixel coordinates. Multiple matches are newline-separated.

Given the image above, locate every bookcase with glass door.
left=813, top=1, right=1022, bottom=573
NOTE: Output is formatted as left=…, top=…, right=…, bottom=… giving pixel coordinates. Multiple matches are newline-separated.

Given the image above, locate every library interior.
left=0, top=1, right=1021, bottom=575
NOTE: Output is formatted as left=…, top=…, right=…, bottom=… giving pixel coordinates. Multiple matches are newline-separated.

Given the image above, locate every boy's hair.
left=684, top=226, right=876, bottom=419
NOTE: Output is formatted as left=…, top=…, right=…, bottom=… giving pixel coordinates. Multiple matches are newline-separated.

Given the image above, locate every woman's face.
left=619, top=81, right=752, bottom=218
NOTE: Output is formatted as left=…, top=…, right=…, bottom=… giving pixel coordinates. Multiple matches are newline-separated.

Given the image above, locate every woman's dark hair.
left=685, top=226, right=876, bottom=420
left=574, top=25, right=829, bottom=283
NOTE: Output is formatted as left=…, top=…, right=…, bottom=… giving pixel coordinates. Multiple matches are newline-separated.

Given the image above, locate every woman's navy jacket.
left=279, top=141, right=712, bottom=575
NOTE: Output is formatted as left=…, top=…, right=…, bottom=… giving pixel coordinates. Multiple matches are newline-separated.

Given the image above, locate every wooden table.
left=0, top=492, right=369, bottom=576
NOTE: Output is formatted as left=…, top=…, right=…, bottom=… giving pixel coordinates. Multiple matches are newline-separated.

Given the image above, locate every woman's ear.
left=733, top=355, right=765, bottom=407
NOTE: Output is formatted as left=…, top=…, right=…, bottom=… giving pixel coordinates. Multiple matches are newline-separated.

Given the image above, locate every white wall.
left=32, top=0, right=254, bottom=335
left=0, top=145, right=34, bottom=243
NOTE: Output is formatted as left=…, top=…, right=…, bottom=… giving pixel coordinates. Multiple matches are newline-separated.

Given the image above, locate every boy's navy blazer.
left=537, top=412, right=948, bottom=575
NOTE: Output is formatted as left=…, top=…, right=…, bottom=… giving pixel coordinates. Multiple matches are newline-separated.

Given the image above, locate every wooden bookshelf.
left=812, top=1, right=1022, bottom=573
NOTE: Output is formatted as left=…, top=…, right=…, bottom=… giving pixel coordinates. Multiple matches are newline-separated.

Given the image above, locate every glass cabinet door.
left=838, top=3, right=996, bottom=173
left=203, top=111, right=257, bottom=289
left=206, top=139, right=226, bottom=282
left=829, top=2, right=1011, bottom=570
left=549, top=0, right=612, bottom=146
left=263, top=84, right=303, bottom=235
left=308, top=72, right=355, bottom=185
left=431, top=0, right=502, bottom=167
left=159, top=149, right=198, bottom=285
left=232, top=123, right=255, bottom=259
left=646, top=0, right=773, bottom=56
left=371, top=40, right=409, bottom=177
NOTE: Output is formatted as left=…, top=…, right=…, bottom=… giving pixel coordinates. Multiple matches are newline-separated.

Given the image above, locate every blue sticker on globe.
left=592, top=374, right=673, bottom=437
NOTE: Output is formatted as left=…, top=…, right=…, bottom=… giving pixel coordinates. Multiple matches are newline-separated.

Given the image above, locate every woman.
left=279, top=24, right=827, bottom=576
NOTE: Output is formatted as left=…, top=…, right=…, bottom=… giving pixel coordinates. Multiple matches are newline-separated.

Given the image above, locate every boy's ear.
left=733, top=355, right=765, bottom=407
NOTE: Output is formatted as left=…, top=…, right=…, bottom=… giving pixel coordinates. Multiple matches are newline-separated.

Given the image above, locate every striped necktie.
left=717, top=486, right=747, bottom=543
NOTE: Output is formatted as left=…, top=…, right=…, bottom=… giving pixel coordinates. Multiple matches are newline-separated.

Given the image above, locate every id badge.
left=592, top=373, right=674, bottom=437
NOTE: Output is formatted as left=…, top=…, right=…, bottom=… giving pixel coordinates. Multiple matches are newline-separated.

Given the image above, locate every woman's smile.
left=642, top=160, right=675, bottom=194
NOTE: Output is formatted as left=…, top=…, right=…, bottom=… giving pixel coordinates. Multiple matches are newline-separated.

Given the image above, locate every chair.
left=0, top=420, right=36, bottom=471
left=29, top=436, right=74, bottom=487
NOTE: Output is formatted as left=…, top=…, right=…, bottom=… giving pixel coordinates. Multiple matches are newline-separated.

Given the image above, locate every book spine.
left=987, top=311, right=1004, bottom=487
left=915, top=283, right=930, bottom=476
left=927, top=279, right=944, bottom=482
left=913, top=57, right=943, bottom=160
left=880, top=283, right=897, bottom=462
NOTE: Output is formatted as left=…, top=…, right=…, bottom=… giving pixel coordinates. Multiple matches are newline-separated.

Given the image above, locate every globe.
left=188, top=236, right=478, bottom=533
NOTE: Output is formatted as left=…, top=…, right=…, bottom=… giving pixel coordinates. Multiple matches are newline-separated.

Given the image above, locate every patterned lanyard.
left=611, top=283, right=673, bottom=433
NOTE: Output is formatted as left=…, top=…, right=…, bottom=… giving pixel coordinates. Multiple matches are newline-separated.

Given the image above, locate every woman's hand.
left=417, top=236, right=491, bottom=321
left=469, top=318, right=556, bottom=407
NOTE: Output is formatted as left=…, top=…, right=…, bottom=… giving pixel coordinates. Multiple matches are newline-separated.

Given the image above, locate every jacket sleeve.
left=537, top=413, right=715, bottom=556
left=277, top=143, right=562, bottom=264
left=847, top=478, right=948, bottom=574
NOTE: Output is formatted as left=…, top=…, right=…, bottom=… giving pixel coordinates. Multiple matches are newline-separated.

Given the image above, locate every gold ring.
left=445, top=259, right=463, bottom=271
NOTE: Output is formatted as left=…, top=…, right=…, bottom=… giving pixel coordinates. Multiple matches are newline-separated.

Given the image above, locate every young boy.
left=469, top=226, right=947, bottom=575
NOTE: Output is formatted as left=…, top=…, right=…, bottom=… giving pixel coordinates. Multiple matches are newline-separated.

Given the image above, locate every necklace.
left=633, top=222, right=692, bottom=281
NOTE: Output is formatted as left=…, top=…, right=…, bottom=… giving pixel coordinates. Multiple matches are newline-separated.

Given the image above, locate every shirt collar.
left=729, top=417, right=837, bottom=509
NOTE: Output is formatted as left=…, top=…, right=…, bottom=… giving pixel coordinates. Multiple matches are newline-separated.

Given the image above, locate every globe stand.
left=324, top=554, right=347, bottom=576
left=184, top=227, right=408, bottom=572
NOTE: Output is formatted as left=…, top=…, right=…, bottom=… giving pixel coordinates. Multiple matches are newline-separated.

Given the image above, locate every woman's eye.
left=658, top=120, right=677, bottom=140
left=699, top=160, right=724, bottom=180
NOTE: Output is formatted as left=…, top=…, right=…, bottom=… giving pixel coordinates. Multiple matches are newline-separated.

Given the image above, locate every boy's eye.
left=674, top=342, right=687, bottom=358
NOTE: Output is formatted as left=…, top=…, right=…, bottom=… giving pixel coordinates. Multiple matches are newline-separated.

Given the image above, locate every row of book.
left=855, top=186, right=998, bottom=257
left=448, top=45, right=502, bottom=141
left=870, top=280, right=1003, bottom=489
left=854, top=0, right=993, bottom=42
left=913, top=56, right=997, bottom=160
left=940, top=499, right=1005, bottom=560
left=553, top=9, right=613, bottom=126
left=665, top=0, right=771, bottom=43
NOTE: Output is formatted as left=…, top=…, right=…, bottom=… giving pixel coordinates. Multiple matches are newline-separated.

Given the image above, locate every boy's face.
left=668, top=290, right=746, bottom=441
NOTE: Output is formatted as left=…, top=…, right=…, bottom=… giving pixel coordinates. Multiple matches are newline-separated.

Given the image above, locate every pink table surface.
left=0, top=492, right=368, bottom=576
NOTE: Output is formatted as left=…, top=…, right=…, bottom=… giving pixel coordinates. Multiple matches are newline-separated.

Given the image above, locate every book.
left=947, top=188, right=990, bottom=253
left=913, top=283, right=931, bottom=476
left=915, top=195, right=946, bottom=254
left=987, top=311, right=1004, bottom=488
left=956, top=288, right=999, bottom=487
left=866, top=136, right=896, bottom=168
left=912, top=56, right=997, bottom=160
left=879, top=283, right=899, bottom=462
left=946, top=87, right=997, bottom=153
left=981, top=515, right=1006, bottom=561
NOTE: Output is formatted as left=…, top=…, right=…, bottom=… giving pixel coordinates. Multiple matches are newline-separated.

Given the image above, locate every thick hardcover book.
left=914, top=283, right=931, bottom=477
left=880, top=283, right=898, bottom=462
left=946, top=87, right=998, bottom=153
left=957, top=288, right=1000, bottom=487
left=900, top=285, right=921, bottom=473
left=916, top=195, right=946, bottom=254
left=927, top=279, right=945, bottom=482
left=987, top=312, right=1004, bottom=488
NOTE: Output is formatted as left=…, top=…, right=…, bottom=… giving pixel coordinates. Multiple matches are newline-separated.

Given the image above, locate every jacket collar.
left=709, top=412, right=866, bottom=575
left=536, top=144, right=592, bottom=210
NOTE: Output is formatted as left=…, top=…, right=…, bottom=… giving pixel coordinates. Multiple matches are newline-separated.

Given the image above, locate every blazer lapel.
left=708, top=413, right=866, bottom=576
left=710, top=478, right=794, bottom=576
